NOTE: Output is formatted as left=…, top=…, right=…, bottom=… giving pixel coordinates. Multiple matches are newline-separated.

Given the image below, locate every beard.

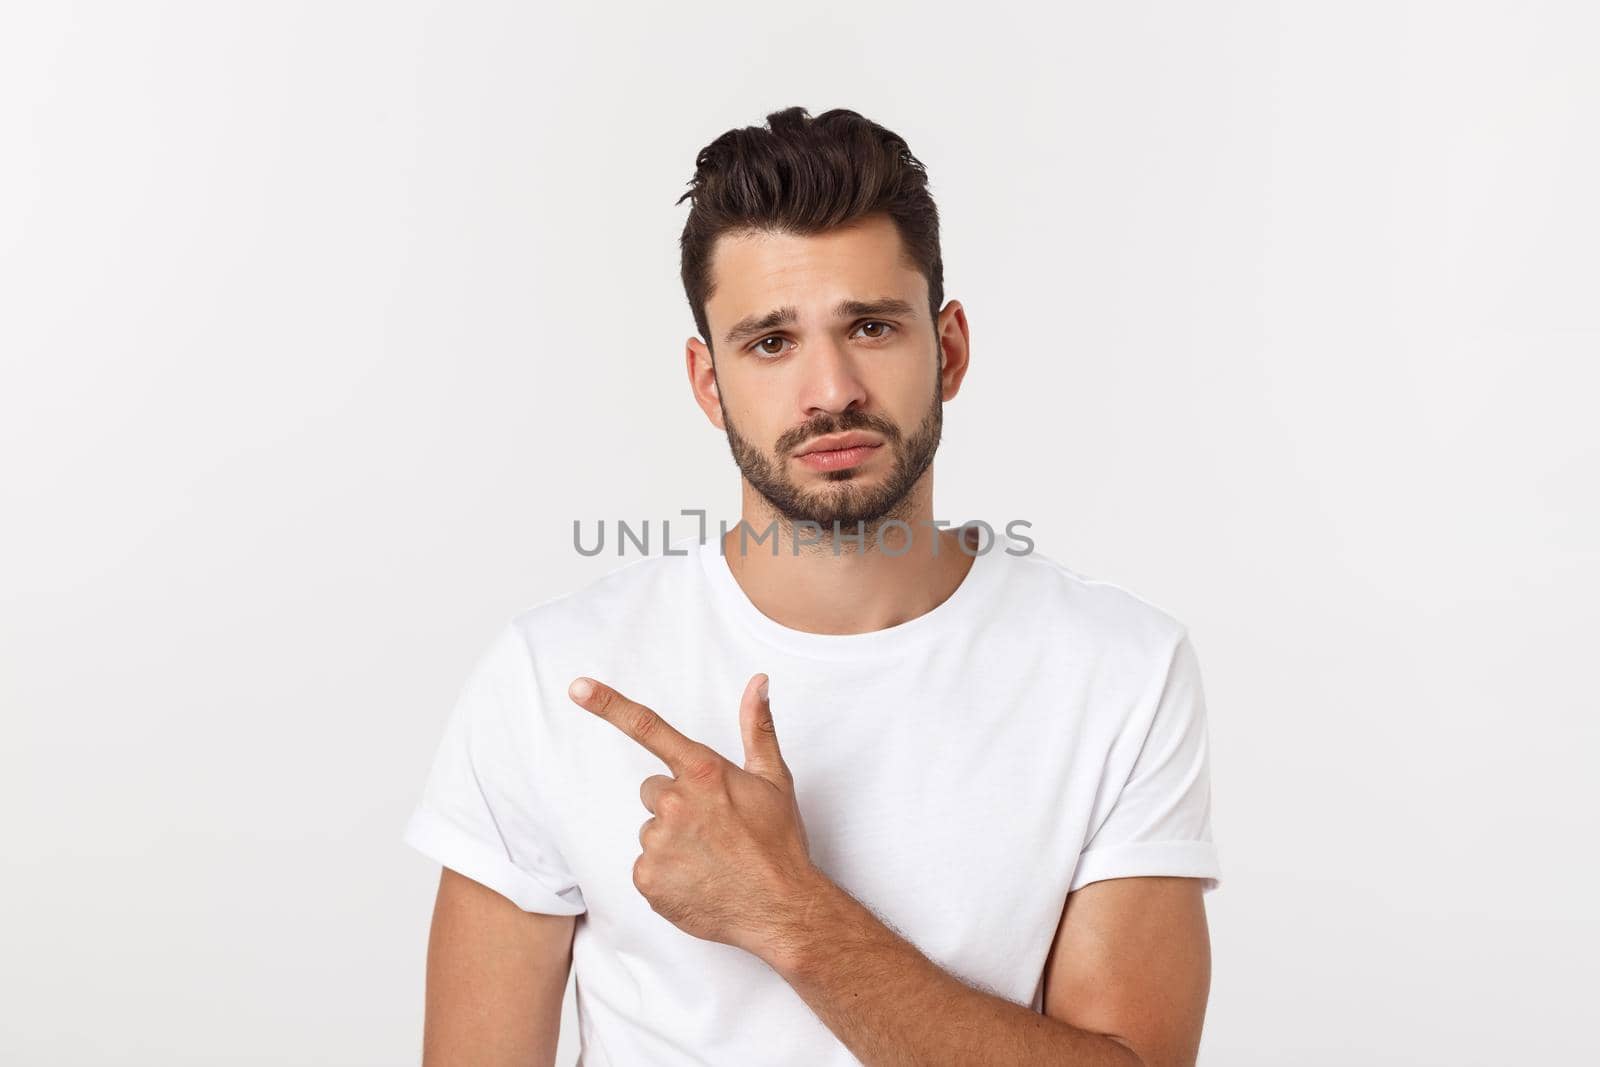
left=720, top=374, right=943, bottom=535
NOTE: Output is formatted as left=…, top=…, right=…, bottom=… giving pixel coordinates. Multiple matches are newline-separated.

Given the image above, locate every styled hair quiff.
left=676, top=106, right=945, bottom=353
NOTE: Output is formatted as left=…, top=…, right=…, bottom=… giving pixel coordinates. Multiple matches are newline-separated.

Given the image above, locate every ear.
left=934, top=300, right=971, bottom=402
left=686, top=336, right=725, bottom=429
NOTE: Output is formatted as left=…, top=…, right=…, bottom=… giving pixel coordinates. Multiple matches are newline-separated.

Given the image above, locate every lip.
left=794, top=431, right=883, bottom=457
left=794, top=441, right=883, bottom=472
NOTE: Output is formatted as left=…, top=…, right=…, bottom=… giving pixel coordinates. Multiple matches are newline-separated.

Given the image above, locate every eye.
left=747, top=321, right=898, bottom=359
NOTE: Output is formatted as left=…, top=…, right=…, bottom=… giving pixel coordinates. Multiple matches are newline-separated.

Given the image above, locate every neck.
left=720, top=474, right=977, bottom=637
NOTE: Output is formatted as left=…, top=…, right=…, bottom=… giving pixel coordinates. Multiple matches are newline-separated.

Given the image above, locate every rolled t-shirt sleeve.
left=402, top=623, right=587, bottom=915
left=1068, top=631, right=1223, bottom=895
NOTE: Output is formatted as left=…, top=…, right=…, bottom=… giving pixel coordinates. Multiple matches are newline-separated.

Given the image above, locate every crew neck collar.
left=692, top=523, right=1011, bottom=661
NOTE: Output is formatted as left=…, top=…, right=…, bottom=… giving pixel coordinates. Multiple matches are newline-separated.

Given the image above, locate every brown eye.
left=754, top=337, right=787, bottom=357
left=858, top=321, right=895, bottom=340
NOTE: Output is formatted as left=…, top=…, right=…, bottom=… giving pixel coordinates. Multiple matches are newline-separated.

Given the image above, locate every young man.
left=403, top=106, right=1222, bottom=1066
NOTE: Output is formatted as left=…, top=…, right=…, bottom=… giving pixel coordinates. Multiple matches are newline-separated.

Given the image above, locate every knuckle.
left=628, top=706, right=657, bottom=741
left=685, top=754, right=721, bottom=783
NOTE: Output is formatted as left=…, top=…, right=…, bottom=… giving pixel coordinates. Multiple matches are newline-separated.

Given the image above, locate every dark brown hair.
left=676, top=106, right=944, bottom=353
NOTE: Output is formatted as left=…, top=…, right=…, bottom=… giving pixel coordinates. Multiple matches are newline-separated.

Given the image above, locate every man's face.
left=692, top=213, right=953, bottom=532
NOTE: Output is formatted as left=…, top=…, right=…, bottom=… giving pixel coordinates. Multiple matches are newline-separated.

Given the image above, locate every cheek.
left=724, top=393, right=788, bottom=448
left=726, top=375, right=799, bottom=438
left=883, top=374, right=938, bottom=424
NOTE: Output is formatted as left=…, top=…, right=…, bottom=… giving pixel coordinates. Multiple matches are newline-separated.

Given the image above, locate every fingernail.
left=758, top=677, right=769, bottom=701
left=570, top=678, right=594, bottom=700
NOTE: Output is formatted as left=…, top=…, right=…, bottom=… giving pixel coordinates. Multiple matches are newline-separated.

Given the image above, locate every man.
left=403, top=105, right=1221, bottom=1066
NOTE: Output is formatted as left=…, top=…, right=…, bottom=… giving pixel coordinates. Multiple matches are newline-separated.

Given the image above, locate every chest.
left=548, top=647, right=1118, bottom=1003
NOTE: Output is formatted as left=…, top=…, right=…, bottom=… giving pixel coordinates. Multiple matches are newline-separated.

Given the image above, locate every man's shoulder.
left=504, top=540, right=701, bottom=645
left=997, top=543, right=1190, bottom=662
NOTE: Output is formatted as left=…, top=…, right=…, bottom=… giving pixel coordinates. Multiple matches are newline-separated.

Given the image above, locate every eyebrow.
left=722, top=297, right=918, bottom=347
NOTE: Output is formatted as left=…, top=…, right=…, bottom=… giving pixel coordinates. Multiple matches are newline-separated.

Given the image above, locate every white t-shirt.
left=403, top=527, right=1222, bottom=1066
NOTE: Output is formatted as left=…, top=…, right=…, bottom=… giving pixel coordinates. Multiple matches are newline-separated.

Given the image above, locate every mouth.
left=794, top=440, right=883, bottom=472
left=794, top=432, right=883, bottom=458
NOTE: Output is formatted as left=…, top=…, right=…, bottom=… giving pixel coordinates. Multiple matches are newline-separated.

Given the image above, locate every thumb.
left=738, top=672, right=788, bottom=781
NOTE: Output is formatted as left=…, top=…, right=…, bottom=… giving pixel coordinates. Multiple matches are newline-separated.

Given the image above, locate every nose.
left=797, top=336, right=869, bottom=418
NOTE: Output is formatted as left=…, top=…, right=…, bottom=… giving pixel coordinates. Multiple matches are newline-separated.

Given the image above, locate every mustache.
left=776, top=412, right=901, bottom=455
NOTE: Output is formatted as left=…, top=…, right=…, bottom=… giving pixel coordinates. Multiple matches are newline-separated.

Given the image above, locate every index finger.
left=568, top=676, right=709, bottom=775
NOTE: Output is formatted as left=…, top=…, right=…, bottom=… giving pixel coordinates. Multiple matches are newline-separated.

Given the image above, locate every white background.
left=3, top=2, right=1596, bottom=1064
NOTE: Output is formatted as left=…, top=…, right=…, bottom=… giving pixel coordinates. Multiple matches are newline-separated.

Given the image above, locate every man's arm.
left=1041, top=876, right=1212, bottom=1065
left=766, top=873, right=1211, bottom=1067
left=420, top=867, right=576, bottom=1067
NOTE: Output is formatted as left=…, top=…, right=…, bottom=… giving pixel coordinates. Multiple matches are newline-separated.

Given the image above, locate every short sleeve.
left=402, top=624, right=587, bottom=914
left=1068, top=631, right=1223, bottom=895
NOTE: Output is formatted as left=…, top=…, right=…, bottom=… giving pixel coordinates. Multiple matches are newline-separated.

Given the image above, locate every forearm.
left=764, top=874, right=1143, bottom=1067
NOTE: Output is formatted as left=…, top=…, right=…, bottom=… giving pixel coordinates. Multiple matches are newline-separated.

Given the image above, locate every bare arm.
left=766, top=872, right=1210, bottom=1066
left=420, top=867, right=577, bottom=1067
left=1041, top=876, right=1212, bottom=1067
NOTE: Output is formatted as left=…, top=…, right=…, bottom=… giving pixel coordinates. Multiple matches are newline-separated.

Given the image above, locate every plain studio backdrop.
left=2, top=2, right=1595, bottom=1064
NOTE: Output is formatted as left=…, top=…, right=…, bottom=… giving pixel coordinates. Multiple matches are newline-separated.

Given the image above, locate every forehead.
left=704, top=214, right=924, bottom=332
